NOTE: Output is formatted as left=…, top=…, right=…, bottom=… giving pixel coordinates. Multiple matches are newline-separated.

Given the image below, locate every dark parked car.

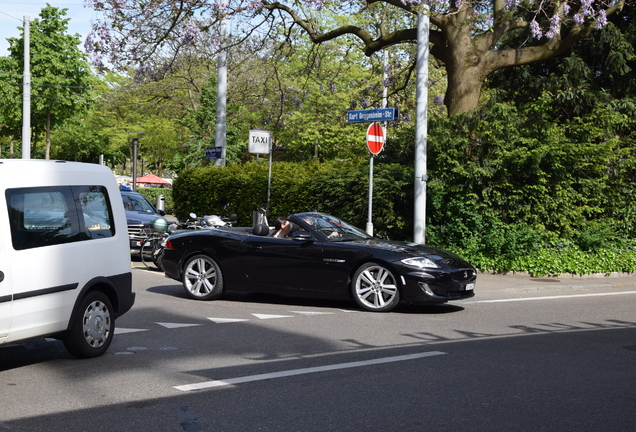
left=162, top=212, right=476, bottom=312
left=121, top=190, right=165, bottom=254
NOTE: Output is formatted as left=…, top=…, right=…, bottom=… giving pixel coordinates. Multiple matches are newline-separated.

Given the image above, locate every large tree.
left=1, top=5, right=93, bottom=158
left=85, top=0, right=625, bottom=116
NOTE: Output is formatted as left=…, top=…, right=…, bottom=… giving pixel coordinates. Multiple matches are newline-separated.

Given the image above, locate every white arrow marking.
left=208, top=318, right=250, bottom=324
left=174, top=351, right=447, bottom=391
left=115, top=328, right=149, bottom=334
left=252, top=313, right=294, bottom=320
left=156, top=322, right=203, bottom=329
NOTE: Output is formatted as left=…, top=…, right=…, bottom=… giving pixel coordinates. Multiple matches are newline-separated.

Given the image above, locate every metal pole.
left=366, top=153, right=374, bottom=235
left=414, top=11, right=429, bottom=244
left=266, top=135, right=273, bottom=218
left=366, top=50, right=390, bottom=236
left=214, top=0, right=227, bottom=167
left=132, top=138, right=138, bottom=192
left=21, top=16, right=31, bottom=159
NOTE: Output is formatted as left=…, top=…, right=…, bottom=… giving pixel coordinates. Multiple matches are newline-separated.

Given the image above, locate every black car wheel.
left=63, top=291, right=114, bottom=358
left=352, top=263, right=400, bottom=312
left=182, top=254, right=224, bottom=300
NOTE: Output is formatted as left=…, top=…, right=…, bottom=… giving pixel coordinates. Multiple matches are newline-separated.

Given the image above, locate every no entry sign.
left=366, top=123, right=385, bottom=154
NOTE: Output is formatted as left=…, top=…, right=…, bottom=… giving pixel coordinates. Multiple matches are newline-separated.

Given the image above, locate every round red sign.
left=366, top=123, right=385, bottom=154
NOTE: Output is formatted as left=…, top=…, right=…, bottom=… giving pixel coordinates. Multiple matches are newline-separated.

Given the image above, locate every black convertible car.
left=162, top=212, right=476, bottom=312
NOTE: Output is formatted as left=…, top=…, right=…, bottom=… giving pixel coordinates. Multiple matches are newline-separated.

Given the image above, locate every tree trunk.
left=444, top=68, right=485, bottom=117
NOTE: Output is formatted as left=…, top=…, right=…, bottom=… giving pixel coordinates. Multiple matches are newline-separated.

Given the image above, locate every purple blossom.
left=329, top=83, right=336, bottom=92
left=530, top=20, right=543, bottom=39
left=573, top=13, right=584, bottom=25
left=303, top=0, right=325, bottom=11
left=504, top=0, right=519, bottom=10
left=563, top=4, right=571, bottom=15
left=180, top=20, right=200, bottom=45
left=246, top=1, right=264, bottom=11
left=545, top=15, right=560, bottom=39
left=581, top=0, right=594, bottom=16
left=433, top=95, right=444, bottom=105
left=595, top=10, right=608, bottom=29
left=361, top=99, right=369, bottom=109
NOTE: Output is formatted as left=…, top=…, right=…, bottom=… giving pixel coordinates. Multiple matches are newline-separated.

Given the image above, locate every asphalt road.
left=1, top=265, right=635, bottom=432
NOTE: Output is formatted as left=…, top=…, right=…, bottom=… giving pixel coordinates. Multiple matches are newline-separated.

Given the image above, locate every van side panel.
left=0, top=160, right=134, bottom=349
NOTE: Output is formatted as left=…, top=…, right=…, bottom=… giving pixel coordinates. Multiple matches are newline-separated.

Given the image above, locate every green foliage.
left=468, top=245, right=636, bottom=277
left=136, top=188, right=174, bottom=215
left=1, top=6, right=93, bottom=157
left=171, top=160, right=412, bottom=240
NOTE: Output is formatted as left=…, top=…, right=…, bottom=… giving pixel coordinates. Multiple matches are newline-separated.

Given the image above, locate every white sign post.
left=365, top=123, right=385, bottom=236
left=249, top=129, right=273, bottom=217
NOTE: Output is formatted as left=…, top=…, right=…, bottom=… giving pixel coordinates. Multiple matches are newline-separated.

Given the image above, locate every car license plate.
left=464, top=283, right=474, bottom=291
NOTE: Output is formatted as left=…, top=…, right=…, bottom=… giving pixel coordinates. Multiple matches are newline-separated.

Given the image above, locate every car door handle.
left=0, top=271, right=4, bottom=282
left=249, top=245, right=262, bottom=251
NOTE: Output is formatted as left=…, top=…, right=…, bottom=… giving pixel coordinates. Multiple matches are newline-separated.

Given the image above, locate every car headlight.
left=401, top=257, right=439, bottom=269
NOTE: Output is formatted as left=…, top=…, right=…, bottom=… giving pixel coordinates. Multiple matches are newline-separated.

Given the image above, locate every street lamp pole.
left=414, top=10, right=430, bottom=245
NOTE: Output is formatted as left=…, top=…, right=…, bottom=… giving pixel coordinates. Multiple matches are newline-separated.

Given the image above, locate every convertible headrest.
left=289, top=222, right=301, bottom=233
left=252, top=223, right=270, bottom=236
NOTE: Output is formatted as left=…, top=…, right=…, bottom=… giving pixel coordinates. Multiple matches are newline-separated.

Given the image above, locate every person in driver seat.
left=272, top=216, right=291, bottom=238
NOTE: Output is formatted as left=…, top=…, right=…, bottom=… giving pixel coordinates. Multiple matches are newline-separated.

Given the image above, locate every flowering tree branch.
left=86, top=0, right=628, bottom=116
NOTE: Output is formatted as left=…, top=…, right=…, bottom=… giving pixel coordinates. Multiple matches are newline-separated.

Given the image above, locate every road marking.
left=174, top=351, right=446, bottom=392
left=291, top=311, right=334, bottom=315
left=115, top=327, right=149, bottom=334
left=252, top=313, right=294, bottom=319
left=208, top=318, right=250, bottom=324
left=468, top=290, right=636, bottom=304
left=156, top=322, right=202, bottom=329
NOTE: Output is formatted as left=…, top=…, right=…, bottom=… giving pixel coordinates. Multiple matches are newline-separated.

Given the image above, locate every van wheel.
left=63, top=291, right=114, bottom=358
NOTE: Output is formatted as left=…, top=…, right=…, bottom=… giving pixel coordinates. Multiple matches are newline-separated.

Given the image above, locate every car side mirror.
left=292, top=231, right=315, bottom=242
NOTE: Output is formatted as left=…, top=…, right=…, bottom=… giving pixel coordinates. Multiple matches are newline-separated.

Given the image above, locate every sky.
left=0, top=1, right=95, bottom=56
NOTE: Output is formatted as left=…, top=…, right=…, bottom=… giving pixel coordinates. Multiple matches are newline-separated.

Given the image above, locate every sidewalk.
left=476, top=271, right=636, bottom=294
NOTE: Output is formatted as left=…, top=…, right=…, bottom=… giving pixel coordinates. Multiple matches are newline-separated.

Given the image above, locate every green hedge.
left=170, top=159, right=636, bottom=275
left=136, top=187, right=174, bottom=215
left=171, top=160, right=413, bottom=240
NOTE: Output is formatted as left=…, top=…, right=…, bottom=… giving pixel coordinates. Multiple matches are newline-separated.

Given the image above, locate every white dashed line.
left=156, top=322, right=203, bottom=329
left=252, top=313, right=294, bottom=320
left=174, top=351, right=447, bottom=391
left=467, top=290, right=636, bottom=304
left=208, top=318, right=250, bottom=324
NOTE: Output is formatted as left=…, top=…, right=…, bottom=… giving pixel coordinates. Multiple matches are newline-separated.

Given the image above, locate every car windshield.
left=123, top=194, right=155, bottom=213
left=298, top=214, right=371, bottom=242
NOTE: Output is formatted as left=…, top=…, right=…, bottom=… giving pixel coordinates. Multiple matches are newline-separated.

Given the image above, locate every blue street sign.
left=206, top=146, right=223, bottom=160
left=347, top=107, right=398, bottom=123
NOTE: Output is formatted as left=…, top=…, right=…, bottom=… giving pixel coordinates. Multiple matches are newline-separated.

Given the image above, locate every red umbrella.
left=135, top=173, right=171, bottom=186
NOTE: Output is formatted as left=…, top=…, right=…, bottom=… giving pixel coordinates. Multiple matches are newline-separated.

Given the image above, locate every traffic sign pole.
left=365, top=123, right=386, bottom=236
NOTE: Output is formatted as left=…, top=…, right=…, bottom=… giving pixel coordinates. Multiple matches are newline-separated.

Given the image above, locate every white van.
left=0, top=160, right=134, bottom=358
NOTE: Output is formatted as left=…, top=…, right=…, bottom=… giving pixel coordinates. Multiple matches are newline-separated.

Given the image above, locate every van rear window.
left=6, top=186, right=115, bottom=250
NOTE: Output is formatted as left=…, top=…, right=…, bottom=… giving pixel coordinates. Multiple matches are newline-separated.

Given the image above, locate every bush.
left=136, top=188, right=174, bottom=215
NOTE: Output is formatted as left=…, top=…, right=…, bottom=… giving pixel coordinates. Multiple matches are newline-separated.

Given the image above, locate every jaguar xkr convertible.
left=161, top=212, right=476, bottom=312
